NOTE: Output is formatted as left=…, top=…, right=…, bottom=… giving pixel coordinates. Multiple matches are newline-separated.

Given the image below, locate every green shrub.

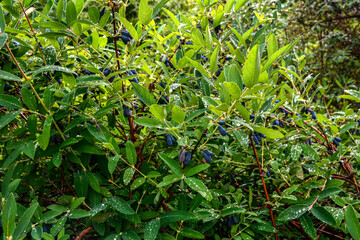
left=0, top=0, right=360, bottom=239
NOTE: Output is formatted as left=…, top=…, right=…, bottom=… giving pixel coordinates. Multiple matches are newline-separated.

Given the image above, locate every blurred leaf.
left=0, top=94, right=22, bottom=109
left=2, top=193, right=16, bottom=237
left=243, top=45, right=260, bottom=88
left=126, top=141, right=137, bottom=165
left=311, top=206, right=336, bottom=226
left=299, top=214, right=316, bottom=240
left=139, top=0, right=153, bottom=25
left=13, top=203, right=39, bottom=240
left=345, top=205, right=360, bottom=240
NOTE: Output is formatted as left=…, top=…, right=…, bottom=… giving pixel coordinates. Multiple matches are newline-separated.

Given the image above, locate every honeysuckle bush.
left=1, top=0, right=360, bottom=239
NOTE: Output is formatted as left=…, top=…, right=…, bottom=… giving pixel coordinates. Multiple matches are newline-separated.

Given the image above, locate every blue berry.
left=119, top=36, right=131, bottom=45
left=178, top=149, right=186, bottom=163
left=204, top=149, right=215, bottom=157
left=218, top=121, right=226, bottom=125
left=165, top=134, right=176, bottom=146
left=184, top=152, right=192, bottom=166
left=266, top=170, right=270, bottom=177
left=334, top=137, right=342, bottom=142
left=232, top=216, right=238, bottom=225
left=123, top=106, right=131, bottom=117
left=120, top=30, right=133, bottom=40
left=4, top=84, right=13, bottom=91
left=311, top=111, right=317, bottom=120
left=218, top=125, right=227, bottom=136
left=99, top=7, right=105, bottom=19
left=202, top=151, right=212, bottom=163
left=100, top=67, right=111, bottom=76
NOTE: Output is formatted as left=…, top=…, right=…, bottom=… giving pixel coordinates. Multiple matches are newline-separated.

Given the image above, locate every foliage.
left=285, top=0, right=360, bottom=104
left=0, top=0, right=360, bottom=239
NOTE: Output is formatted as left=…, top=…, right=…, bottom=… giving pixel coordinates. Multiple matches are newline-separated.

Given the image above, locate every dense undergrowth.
left=0, top=0, right=360, bottom=239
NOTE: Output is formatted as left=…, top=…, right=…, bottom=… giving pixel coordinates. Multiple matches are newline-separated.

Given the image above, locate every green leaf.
left=185, top=177, right=212, bottom=201
left=23, top=141, right=35, bottom=159
left=65, top=1, right=77, bottom=25
left=86, top=125, right=107, bottom=143
left=234, top=102, right=250, bottom=123
left=150, top=104, right=166, bottom=120
left=13, top=203, right=39, bottom=240
left=2, top=146, right=23, bottom=169
left=179, top=227, right=205, bottom=239
left=144, top=219, right=160, bottom=240
left=220, top=207, right=245, bottom=216
left=107, top=197, right=135, bottom=215
left=126, top=141, right=137, bottom=165
left=68, top=209, right=89, bottom=219
left=186, top=57, right=209, bottom=78
left=243, top=44, right=260, bottom=88
left=131, top=177, right=146, bottom=190
left=0, top=94, right=22, bottom=109
left=131, top=82, right=155, bottom=106
left=311, top=206, right=336, bottom=226
left=135, top=117, right=166, bottom=128
left=0, top=6, right=5, bottom=33
left=0, top=33, right=7, bottom=49
left=152, top=0, right=171, bottom=19
left=32, top=65, right=75, bottom=77
left=108, top=155, right=120, bottom=174
left=223, top=82, right=241, bottom=100
left=210, top=47, right=219, bottom=75
left=52, top=151, right=62, bottom=167
left=185, top=164, right=210, bottom=177
left=158, top=153, right=182, bottom=177
left=37, top=116, right=53, bottom=151
left=39, top=21, right=67, bottom=30
left=253, top=126, right=284, bottom=139
left=88, top=6, right=99, bottom=23
left=139, top=0, right=153, bottom=25
left=267, top=33, right=278, bottom=58
left=162, top=8, right=179, bottom=27
left=56, top=0, right=64, bottom=22
left=74, top=170, right=88, bottom=197
left=0, top=70, right=21, bottom=81
left=123, top=231, right=141, bottom=240
left=225, top=64, right=243, bottom=89
left=86, top=171, right=101, bottom=193
left=224, top=0, right=236, bottom=13
left=278, top=204, right=309, bottom=222
left=2, top=193, right=17, bottom=237
left=123, top=168, right=135, bottom=185
left=319, top=187, right=342, bottom=199
left=172, top=105, right=185, bottom=124
left=0, top=110, right=20, bottom=130
left=345, top=205, right=360, bottom=240
left=213, top=5, right=224, bottom=28
left=234, top=0, right=250, bottom=11
left=50, top=216, right=67, bottom=236
left=21, top=87, right=37, bottom=111
left=160, top=211, right=196, bottom=226
left=118, top=16, right=139, bottom=40
left=299, top=214, right=316, bottom=240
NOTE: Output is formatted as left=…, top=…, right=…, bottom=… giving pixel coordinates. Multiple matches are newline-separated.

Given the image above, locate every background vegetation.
left=0, top=0, right=360, bottom=239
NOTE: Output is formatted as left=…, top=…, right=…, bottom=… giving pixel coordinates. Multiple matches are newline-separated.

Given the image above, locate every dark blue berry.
left=204, top=149, right=215, bottom=157
left=266, top=170, right=270, bottom=177
left=333, top=139, right=340, bottom=146
left=159, top=81, right=166, bottom=89
left=311, top=111, right=317, bottom=120
left=218, top=121, right=226, bottom=125
left=184, top=152, right=192, bottom=166
left=108, top=76, right=115, bottom=83
left=130, top=77, right=139, bottom=84
left=123, top=106, right=131, bottom=117
left=121, top=30, right=133, bottom=40
left=99, top=7, right=105, bottom=19
left=119, top=36, right=131, bottom=45
left=232, top=216, right=238, bottom=225
left=129, top=69, right=137, bottom=75
left=250, top=114, right=255, bottom=119
left=185, top=42, right=193, bottom=45
left=4, top=84, right=13, bottom=91
left=100, top=67, right=111, bottom=76
left=202, top=151, right=212, bottom=163
left=178, top=149, right=186, bottom=163
left=218, top=125, right=227, bottom=136
left=165, top=134, right=176, bottom=146
left=83, top=70, right=94, bottom=75
left=334, top=137, right=342, bottom=142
